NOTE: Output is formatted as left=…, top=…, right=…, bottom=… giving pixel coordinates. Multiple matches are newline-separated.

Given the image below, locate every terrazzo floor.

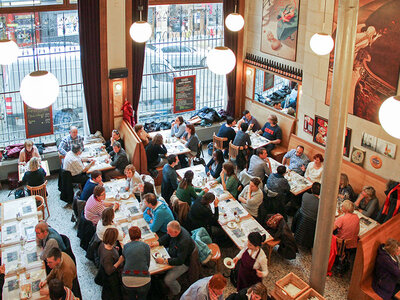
left=0, top=164, right=351, bottom=299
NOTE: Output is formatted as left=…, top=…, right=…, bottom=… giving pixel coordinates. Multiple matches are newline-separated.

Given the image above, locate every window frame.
left=0, top=0, right=76, bottom=13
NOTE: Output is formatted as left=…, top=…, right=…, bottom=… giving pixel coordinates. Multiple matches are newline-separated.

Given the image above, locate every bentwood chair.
left=213, top=133, right=227, bottom=152
left=27, top=180, right=49, bottom=219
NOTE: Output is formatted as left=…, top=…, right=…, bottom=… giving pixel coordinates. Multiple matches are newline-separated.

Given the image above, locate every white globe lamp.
left=225, top=13, right=244, bottom=32
left=310, top=33, right=334, bottom=55
left=0, top=39, right=19, bottom=65
left=207, top=46, right=236, bottom=75
left=379, top=95, right=400, bottom=139
left=20, top=70, right=59, bottom=109
left=130, top=20, right=152, bottom=43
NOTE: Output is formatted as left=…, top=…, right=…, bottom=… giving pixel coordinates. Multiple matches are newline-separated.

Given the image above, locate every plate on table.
left=120, top=192, right=130, bottom=200
left=223, top=257, right=235, bottom=269
left=152, top=251, right=162, bottom=259
left=227, top=221, right=238, bottom=229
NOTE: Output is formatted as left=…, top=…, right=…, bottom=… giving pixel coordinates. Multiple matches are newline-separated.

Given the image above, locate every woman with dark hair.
left=181, top=124, right=200, bottom=155
left=171, top=116, right=186, bottom=138
left=176, top=170, right=208, bottom=205
left=304, top=153, right=324, bottom=183
left=233, top=232, right=268, bottom=291
left=205, top=149, right=224, bottom=179
left=238, top=178, right=263, bottom=218
left=122, top=226, right=151, bottom=299
left=145, top=133, right=167, bottom=170
left=215, top=162, right=240, bottom=199
left=98, top=228, right=124, bottom=300
left=187, top=192, right=220, bottom=231
left=338, top=173, right=356, bottom=201
left=19, top=140, right=40, bottom=165
left=96, top=207, right=124, bottom=245
left=134, top=124, right=151, bottom=147
left=372, top=238, right=400, bottom=300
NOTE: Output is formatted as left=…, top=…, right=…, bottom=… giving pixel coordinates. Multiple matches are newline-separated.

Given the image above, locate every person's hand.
left=99, top=181, right=104, bottom=186
left=90, top=160, right=96, bottom=166
left=301, top=165, right=306, bottom=172
left=256, top=269, right=263, bottom=277
left=146, top=210, right=152, bottom=216
left=249, top=123, right=254, bottom=129
left=233, top=257, right=239, bottom=265
left=125, top=186, right=129, bottom=191
left=0, top=265, right=5, bottom=274
left=214, top=197, right=219, bottom=207
left=149, top=241, right=159, bottom=247
left=105, top=158, right=110, bottom=164
left=207, top=172, right=211, bottom=176
left=238, top=197, right=245, bottom=203
left=39, top=281, right=47, bottom=289
left=155, top=257, right=164, bottom=264
left=203, top=187, right=209, bottom=193
left=113, top=202, right=120, bottom=211
left=118, top=255, right=124, bottom=263
left=256, top=130, right=262, bottom=135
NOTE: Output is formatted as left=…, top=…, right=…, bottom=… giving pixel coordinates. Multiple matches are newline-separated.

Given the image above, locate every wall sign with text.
left=173, top=75, right=196, bottom=114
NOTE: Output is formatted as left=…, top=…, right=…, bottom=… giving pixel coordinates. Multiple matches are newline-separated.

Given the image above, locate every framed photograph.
left=361, top=132, right=377, bottom=151
left=303, top=115, right=314, bottom=135
left=351, top=147, right=366, bottom=166
left=260, top=0, right=300, bottom=61
left=376, top=138, right=396, bottom=159
left=263, top=72, right=274, bottom=91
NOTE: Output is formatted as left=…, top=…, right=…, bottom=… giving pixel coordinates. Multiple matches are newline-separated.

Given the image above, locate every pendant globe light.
left=20, top=7, right=59, bottom=109
left=0, top=39, right=19, bottom=65
left=225, top=3, right=244, bottom=32
left=207, top=46, right=236, bottom=75
left=130, top=2, right=152, bottom=43
left=309, top=0, right=334, bottom=55
left=379, top=78, right=400, bottom=139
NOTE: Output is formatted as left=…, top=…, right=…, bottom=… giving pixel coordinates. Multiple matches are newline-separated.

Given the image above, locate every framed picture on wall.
left=260, top=0, right=300, bottom=61
left=263, top=72, right=274, bottom=91
left=313, top=115, right=352, bottom=157
left=303, top=115, right=314, bottom=135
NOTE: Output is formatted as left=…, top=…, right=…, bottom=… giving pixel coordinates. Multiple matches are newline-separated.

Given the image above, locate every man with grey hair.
left=58, top=126, right=84, bottom=156
left=149, top=221, right=195, bottom=297
left=103, top=141, right=129, bottom=181
left=63, top=144, right=94, bottom=185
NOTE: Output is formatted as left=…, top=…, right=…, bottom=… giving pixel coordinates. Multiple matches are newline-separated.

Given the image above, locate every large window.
left=0, top=9, right=84, bottom=147
left=138, top=3, right=226, bottom=123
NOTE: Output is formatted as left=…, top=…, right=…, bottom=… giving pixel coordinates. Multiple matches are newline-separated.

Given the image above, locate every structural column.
left=309, top=0, right=359, bottom=294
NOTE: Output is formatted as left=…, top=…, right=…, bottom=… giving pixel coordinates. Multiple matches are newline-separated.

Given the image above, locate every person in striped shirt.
left=84, top=185, right=119, bottom=226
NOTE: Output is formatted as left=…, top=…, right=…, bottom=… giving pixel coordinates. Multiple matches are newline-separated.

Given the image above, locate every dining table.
left=149, top=129, right=191, bottom=156
left=18, top=160, right=50, bottom=181
left=81, top=142, right=115, bottom=173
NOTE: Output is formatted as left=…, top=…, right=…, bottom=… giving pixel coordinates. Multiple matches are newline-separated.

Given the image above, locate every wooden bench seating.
left=348, top=214, right=400, bottom=300
left=287, top=134, right=388, bottom=207
left=244, top=99, right=296, bottom=162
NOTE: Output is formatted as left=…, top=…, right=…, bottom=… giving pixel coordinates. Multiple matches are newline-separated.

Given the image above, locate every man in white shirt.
left=63, top=144, right=95, bottom=185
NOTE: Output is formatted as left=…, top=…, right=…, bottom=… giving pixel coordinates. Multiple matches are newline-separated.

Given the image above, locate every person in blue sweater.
left=205, top=149, right=224, bottom=179
left=80, top=170, right=103, bottom=201
left=217, top=116, right=236, bottom=157
left=143, top=193, right=174, bottom=237
left=267, top=165, right=290, bottom=196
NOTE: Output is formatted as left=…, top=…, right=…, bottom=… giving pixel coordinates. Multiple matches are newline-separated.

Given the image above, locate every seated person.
left=19, top=140, right=40, bottom=165
left=205, top=149, right=224, bottom=179
left=217, top=116, right=236, bottom=151
left=84, top=186, right=119, bottom=226
left=354, top=186, right=379, bottom=219
left=237, top=110, right=261, bottom=132
left=266, top=166, right=290, bottom=196
left=338, top=173, right=356, bottom=202
left=377, top=180, right=400, bottom=224
left=215, top=162, right=240, bottom=199
left=103, top=141, right=129, bottom=181
left=48, top=278, right=78, bottom=300
left=145, top=133, right=167, bottom=170
left=272, top=102, right=282, bottom=110
left=161, top=154, right=180, bottom=204
left=247, top=147, right=272, bottom=182
left=124, top=164, right=143, bottom=193
left=181, top=273, right=227, bottom=300
left=58, top=126, right=84, bottom=157
left=238, top=178, right=263, bottom=218
left=233, top=122, right=251, bottom=148
left=181, top=124, right=200, bottom=156
left=176, top=170, right=208, bottom=206
left=171, top=116, right=186, bottom=138
left=63, top=144, right=94, bottom=185
left=39, top=248, right=77, bottom=291
left=134, top=124, right=151, bottom=147
left=187, top=192, right=219, bottom=232
left=104, top=129, right=124, bottom=153
left=282, top=145, right=310, bottom=176
left=334, top=200, right=360, bottom=249
left=21, top=157, right=46, bottom=189
left=304, top=153, right=324, bottom=183
left=149, top=221, right=196, bottom=297
left=96, top=207, right=124, bottom=246
left=372, top=238, right=400, bottom=300
left=226, top=282, right=270, bottom=300
left=80, top=170, right=103, bottom=201
left=143, top=193, right=174, bottom=236
left=283, top=84, right=297, bottom=110
left=35, top=221, right=67, bottom=260
left=257, top=114, right=282, bottom=156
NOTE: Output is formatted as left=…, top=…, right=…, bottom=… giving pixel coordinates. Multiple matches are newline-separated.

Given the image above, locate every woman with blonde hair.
left=19, top=140, right=40, bottom=164
left=354, top=186, right=379, bottom=219
left=334, top=200, right=360, bottom=249
left=22, top=157, right=46, bottom=189
left=96, top=207, right=124, bottom=246
left=338, top=173, right=356, bottom=201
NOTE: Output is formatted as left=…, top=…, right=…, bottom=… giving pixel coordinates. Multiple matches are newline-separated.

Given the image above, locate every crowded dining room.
left=0, top=0, right=399, bottom=299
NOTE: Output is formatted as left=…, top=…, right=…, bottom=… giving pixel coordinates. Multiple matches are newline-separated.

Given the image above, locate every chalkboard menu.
left=24, top=104, right=54, bottom=138
left=173, top=75, right=196, bottom=113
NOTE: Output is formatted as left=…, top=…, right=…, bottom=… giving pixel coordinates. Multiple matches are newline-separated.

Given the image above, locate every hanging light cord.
left=322, top=0, right=327, bottom=32
left=32, top=0, right=40, bottom=71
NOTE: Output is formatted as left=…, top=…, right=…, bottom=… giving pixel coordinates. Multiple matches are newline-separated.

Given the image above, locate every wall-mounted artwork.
left=313, top=115, right=352, bottom=157
left=303, top=115, right=314, bottom=135
left=325, top=0, right=400, bottom=124
left=361, top=132, right=397, bottom=159
left=260, top=0, right=300, bottom=61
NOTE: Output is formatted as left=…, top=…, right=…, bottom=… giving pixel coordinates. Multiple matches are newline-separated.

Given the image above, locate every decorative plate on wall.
left=351, top=147, right=366, bottom=166
left=370, top=155, right=382, bottom=169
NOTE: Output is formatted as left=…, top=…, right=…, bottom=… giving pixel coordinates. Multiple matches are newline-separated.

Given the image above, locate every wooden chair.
left=213, top=133, right=227, bottom=152
left=35, top=195, right=45, bottom=220
left=228, top=141, right=242, bottom=161
left=27, top=180, right=49, bottom=219
left=264, top=239, right=280, bottom=265
left=207, top=243, right=221, bottom=272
